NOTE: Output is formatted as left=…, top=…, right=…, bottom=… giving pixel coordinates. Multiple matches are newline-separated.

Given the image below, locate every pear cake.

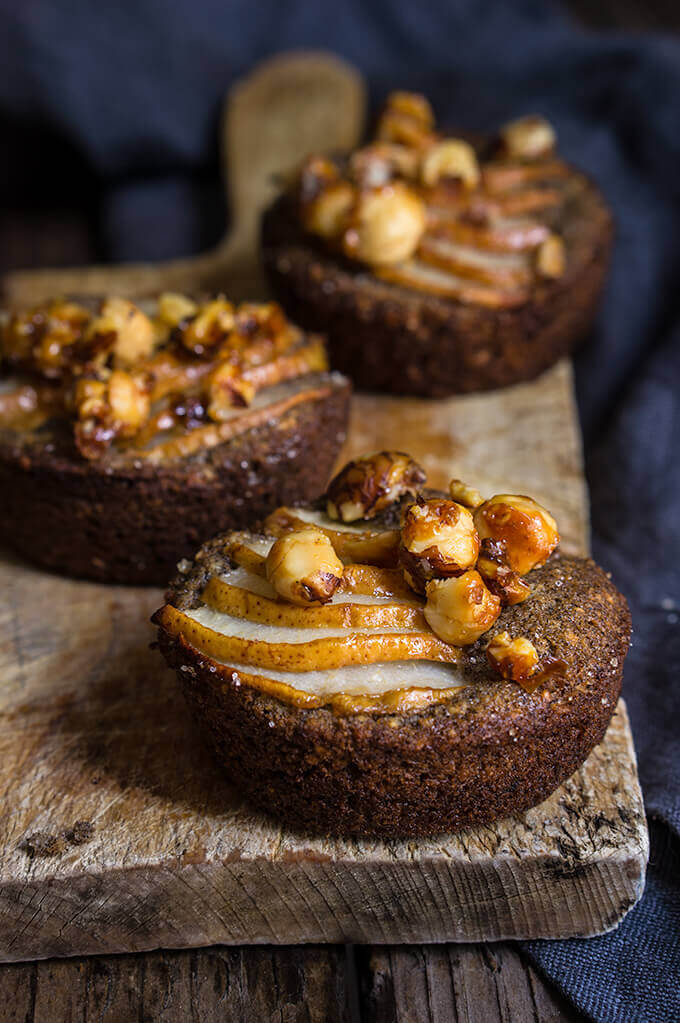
left=261, top=92, right=613, bottom=396
left=0, top=294, right=350, bottom=583
left=155, top=452, right=631, bottom=837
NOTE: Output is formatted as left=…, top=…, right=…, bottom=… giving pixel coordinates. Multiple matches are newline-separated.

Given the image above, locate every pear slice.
left=158, top=604, right=460, bottom=672
left=264, top=507, right=399, bottom=566
left=202, top=576, right=426, bottom=630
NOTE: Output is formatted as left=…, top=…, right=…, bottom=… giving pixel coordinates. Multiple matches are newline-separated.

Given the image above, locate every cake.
left=154, top=452, right=630, bottom=837
left=261, top=92, right=613, bottom=396
left=0, top=294, right=350, bottom=583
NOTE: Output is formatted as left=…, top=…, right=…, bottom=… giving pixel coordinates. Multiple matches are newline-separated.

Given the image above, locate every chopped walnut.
left=424, top=571, right=501, bottom=645
left=326, top=452, right=426, bottom=523
left=342, top=183, right=426, bottom=266
left=349, top=143, right=420, bottom=188
left=400, top=499, right=480, bottom=594
left=74, top=370, right=151, bottom=459
left=2, top=301, right=90, bottom=377
left=207, top=360, right=256, bottom=418
left=486, top=631, right=539, bottom=682
left=377, top=92, right=435, bottom=147
left=157, top=292, right=198, bottom=328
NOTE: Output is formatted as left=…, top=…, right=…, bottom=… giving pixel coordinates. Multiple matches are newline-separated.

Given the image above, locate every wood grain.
left=0, top=51, right=646, bottom=963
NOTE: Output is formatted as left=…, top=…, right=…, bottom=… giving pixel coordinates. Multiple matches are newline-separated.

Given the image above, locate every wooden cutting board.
left=0, top=53, right=647, bottom=963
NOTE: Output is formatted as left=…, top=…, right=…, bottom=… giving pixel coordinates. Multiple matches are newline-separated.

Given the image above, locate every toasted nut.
left=474, top=495, right=559, bottom=575
left=302, top=181, right=355, bottom=239
left=207, top=361, right=256, bottom=418
left=536, top=234, right=566, bottom=278
left=327, top=451, right=426, bottom=523
left=500, top=115, right=556, bottom=160
left=298, top=155, right=340, bottom=204
left=178, top=299, right=235, bottom=356
left=2, top=301, right=90, bottom=376
left=448, top=478, right=483, bottom=509
left=87, top=298, right=155, bottom=368
left=384, top=92, right=434, bottom=128
left=342, top=184, right=426, bottom=266
left=266, top=528, right=344, bottom=606
left=349, top=143, right=420, bottom=188
left=420, top=139, right=480, bottom=189
left=477, top=538, right=531, bottom=606
left=157, top=292, right=198, bottom=328
left=486, top=630, right=539, bottom=682
left=424, top=571, right=501, bottom=645
left=107, top=370, right=151, bottom=435
left=400, top=499, right=480, bottom=594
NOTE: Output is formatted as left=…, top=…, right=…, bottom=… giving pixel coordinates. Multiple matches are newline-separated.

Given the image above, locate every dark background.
left=0, top=0, right=677, bottom=276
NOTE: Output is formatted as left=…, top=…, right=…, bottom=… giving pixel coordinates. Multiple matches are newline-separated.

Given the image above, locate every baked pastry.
left=0, top=294, right=350, bottom=583
left=261, top=92, right=613, bottom=396
left=154, top=452, right=630, bottom=837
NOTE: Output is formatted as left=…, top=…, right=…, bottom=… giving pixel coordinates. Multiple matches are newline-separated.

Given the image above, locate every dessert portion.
left=0, top=294, right=350, bottom=583
left=262, top=92, right=613, bottom=395
left=155, top=452, right=630, bottom=837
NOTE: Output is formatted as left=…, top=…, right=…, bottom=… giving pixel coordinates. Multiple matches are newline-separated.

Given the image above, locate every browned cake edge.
left=157, top=553, right=631, bottom=837
left=260, top=172, right=613, bottom=396
left=0, top=378, right=350, bottom=584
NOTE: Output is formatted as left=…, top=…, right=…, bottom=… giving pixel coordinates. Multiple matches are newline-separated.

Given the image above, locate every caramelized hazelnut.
left=536, top=234, right=566, bottom=278
left=298, top=155, right=340, bottom=204
left=327, top=452, right=426, bottom=523
left=207, top=360, right=256, bottom=418
left=107, top=370, right=151, bottom=434
left=178, top=299, right=235, bottom=356
left=342, top=184, right=426, bottom=266
left=377, top=92, right=434, bottom=146
left=473, top=495, right=559, bottom=576
left=448, top=478, right=483, bottom=509
left=2, top=301, right=90, bottom=376
left=400, top=499, right=480, bottom=594
left=87, top=298, right=155, bottom=368
left=424, top=571, right=501, bottom=645
left=302, top=181, right=355, bottom=239
left=486, top=631, right=539, bottom=682
left=477, top=538, right=530, bottom=606
left=420, top=139, right=480, bottom=189
left=157, top=292, right=198, bottom=328
left=500, top=115, right=556, bottom=160
left=349, top=143, right=419, bottom=188
left=73, top=370, right=150, bottom=458
left=266, top=528, right=344, bottom=606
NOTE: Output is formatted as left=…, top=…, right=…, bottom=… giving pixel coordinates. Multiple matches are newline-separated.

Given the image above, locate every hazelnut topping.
left=326, top=451, right=426, bottom=523
left=86, top=297, right=155, bottom=368
left=448, top=478, right=483, bottom=509
left=424, top=571, right=501, bottom=645
left=474, top=494, right=559, bottom=575
left=400, top=499, right=480, bottom=594
left=342, top=184, right=427, bottom=266
left=266, top=528, right=344, bottom=606
left=499, top=115, right=556, bottom=161
left=476, top=537, right=531, bottom=606
left=420, top=139, right=480, bottom=189
left=302, top=181, right=355, bottom=239
left=486, top=631, right=539, bottom=683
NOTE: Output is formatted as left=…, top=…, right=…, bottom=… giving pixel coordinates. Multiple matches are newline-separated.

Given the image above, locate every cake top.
left=158, top=451, right=567, bottom=714
left=0, top=294, right=330, bottom=461
left=292, top=92, right=571, bottom=308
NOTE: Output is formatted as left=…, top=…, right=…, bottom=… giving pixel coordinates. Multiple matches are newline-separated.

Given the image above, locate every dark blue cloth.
left=1, top=2, right=679, bottom=1019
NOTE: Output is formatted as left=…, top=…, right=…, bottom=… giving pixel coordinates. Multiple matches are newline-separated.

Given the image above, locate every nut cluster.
left=295, top=92, right=564, bottom=281
left=1, top=294, right=322, bottom=460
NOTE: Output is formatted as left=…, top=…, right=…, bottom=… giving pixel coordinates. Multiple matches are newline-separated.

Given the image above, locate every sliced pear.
left=339, top=564, right=415, bottom=599
left=481, top=160, right=570, bottom=194
left=158, top=604, right=460, bottom=672
left=429, top=218, right=550, bottom=253
left=376, top=261, right=530, bottom=309
left=418, top=236, right=532, bottom=288
left=202, top=576, right=426, bottom=630
left=264, top=507, right=399, bottom=566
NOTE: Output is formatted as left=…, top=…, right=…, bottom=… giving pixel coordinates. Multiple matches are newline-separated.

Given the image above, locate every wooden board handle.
left=2, top=51, right=365, bottom=304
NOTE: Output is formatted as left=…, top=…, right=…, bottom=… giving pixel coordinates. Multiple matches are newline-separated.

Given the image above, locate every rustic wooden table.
left=1, top=2, right=672, bottom=1017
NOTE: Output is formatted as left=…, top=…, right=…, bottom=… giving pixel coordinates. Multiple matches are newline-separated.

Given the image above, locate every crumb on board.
left=22, top=820, right=95, bottom=857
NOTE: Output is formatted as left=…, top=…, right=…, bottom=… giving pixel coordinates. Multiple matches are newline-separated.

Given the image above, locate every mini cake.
left=155, top=452, right=630, bottom=837
left=0, top=294, right=350, bottom=583
left=262, top=92, right=613, bottom=396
